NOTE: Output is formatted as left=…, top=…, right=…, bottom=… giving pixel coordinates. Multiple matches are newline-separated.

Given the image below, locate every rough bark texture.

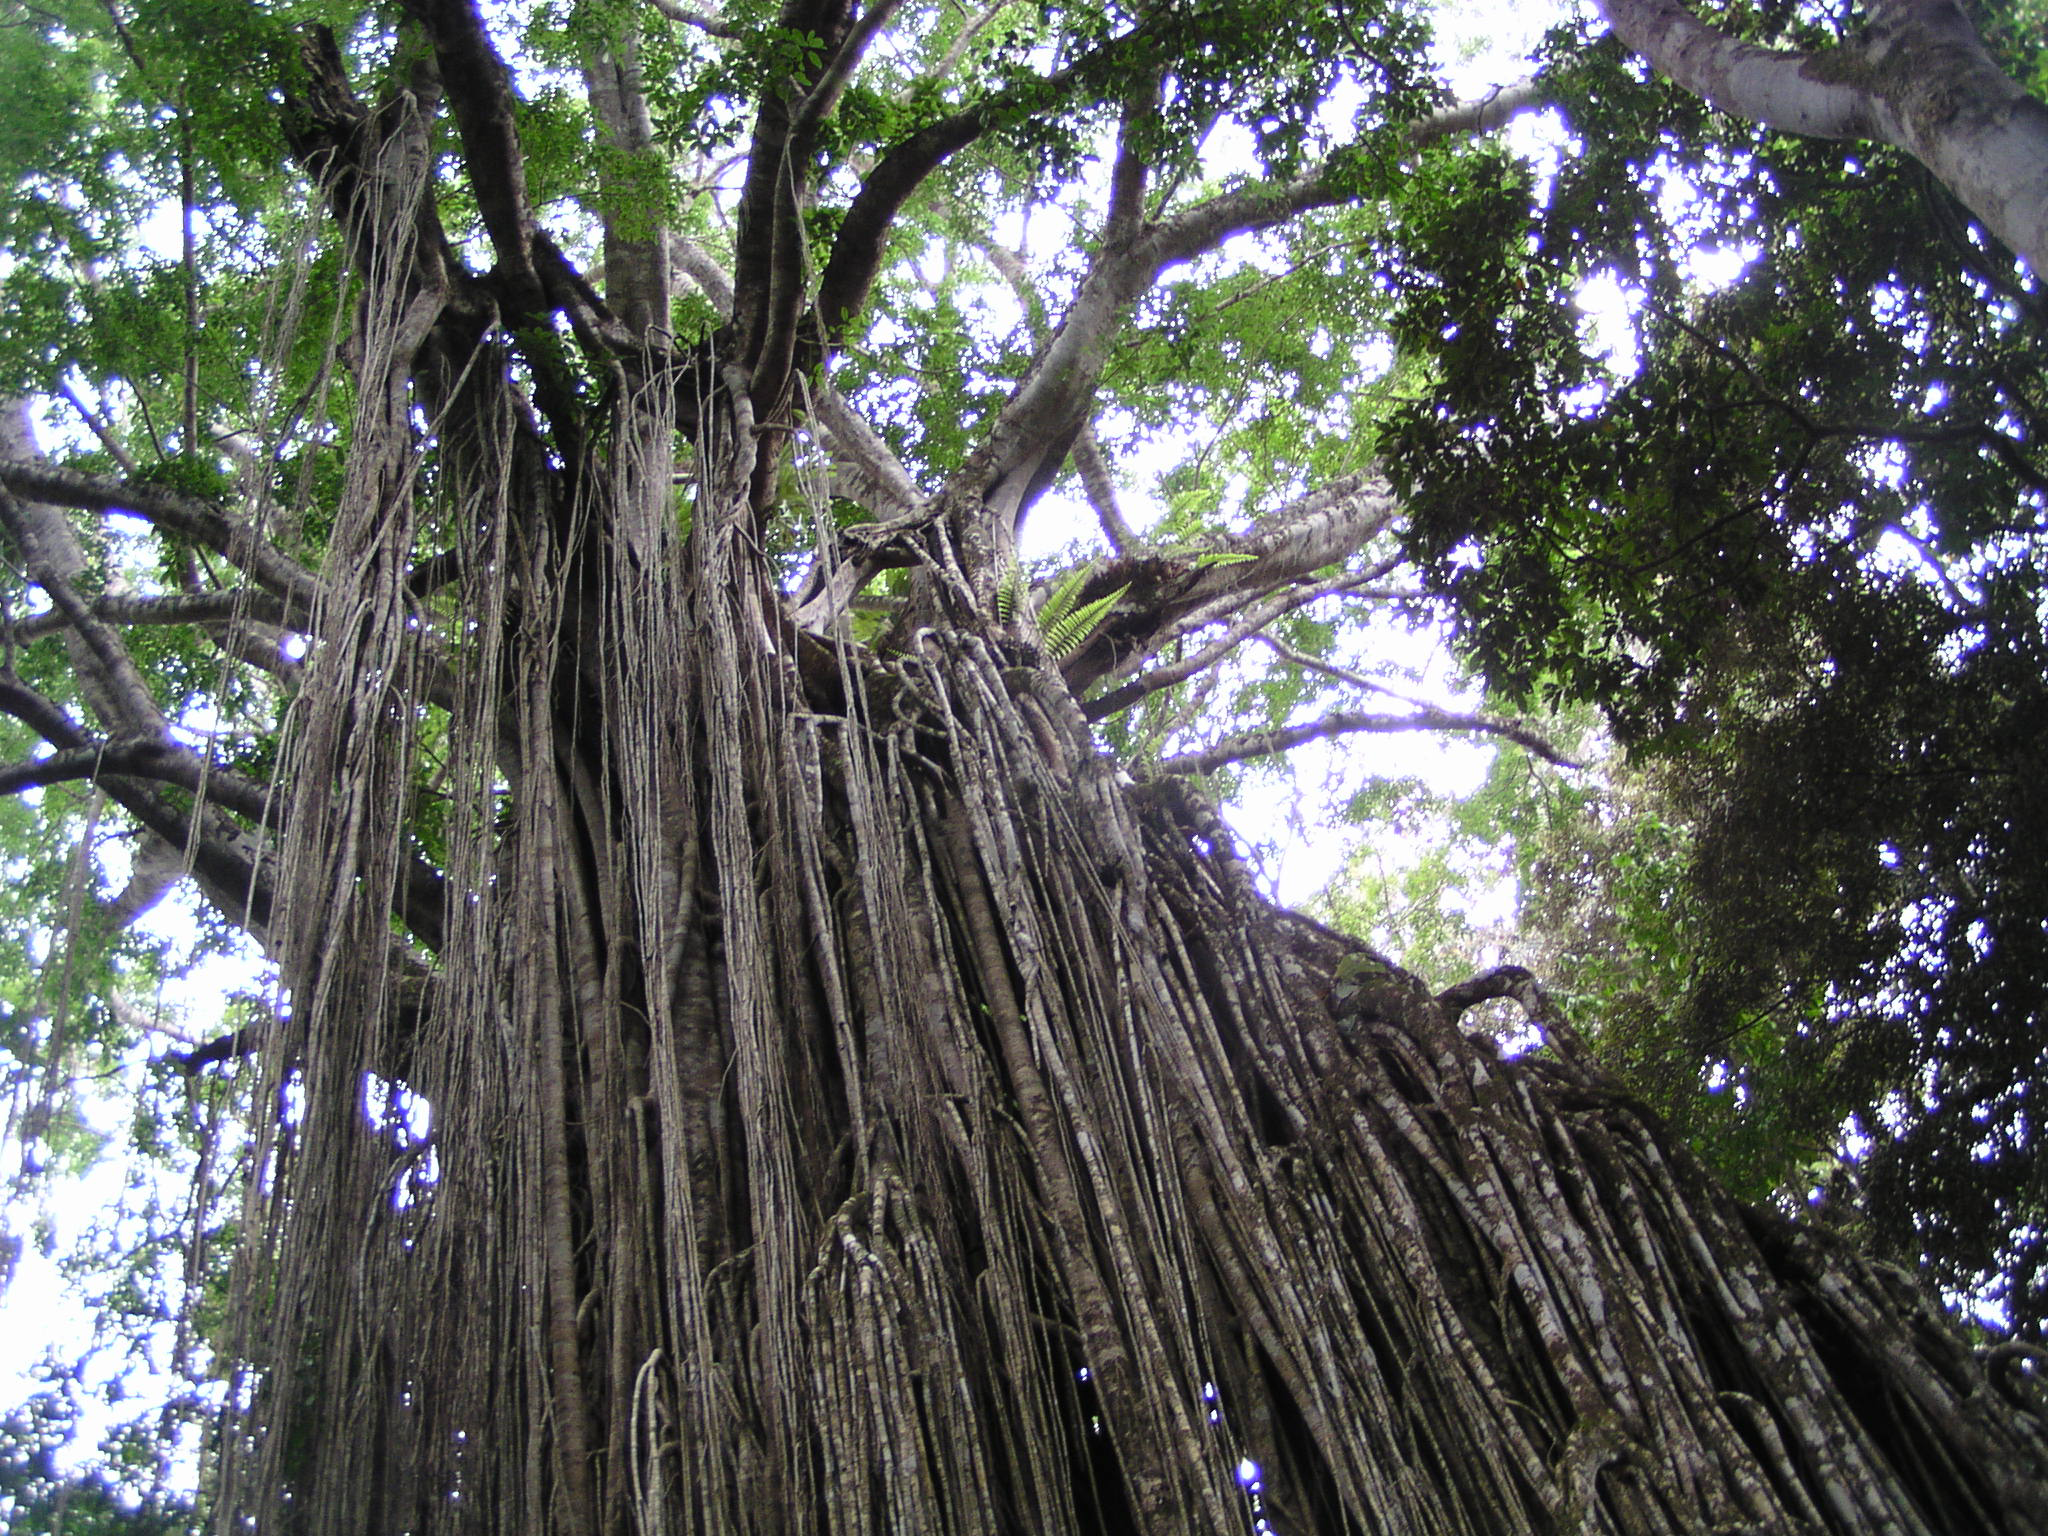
left=219, top=375, right=2048, bottom=1532
left=196, top=85, right=2045, bottom=1528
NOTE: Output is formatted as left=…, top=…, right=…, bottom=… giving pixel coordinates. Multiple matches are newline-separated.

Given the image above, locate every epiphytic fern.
left=1037, top=564, right=1127, bottom=660
left=995, top=562, right=1025, bottom=622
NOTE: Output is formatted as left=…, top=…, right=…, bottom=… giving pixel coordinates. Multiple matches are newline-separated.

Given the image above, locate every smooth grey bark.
left=1598, top=0, right=2048, bottom=271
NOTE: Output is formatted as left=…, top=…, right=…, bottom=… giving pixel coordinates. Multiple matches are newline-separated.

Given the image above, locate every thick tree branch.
left=0, top=670, right=277, bottom=942
left=951, top=214, right=1140, bottom=553
left=0, top=497, right=441, bottom=962
left=7, top=588, right=302, bottom=640
left=1072, top=424, right=1138, bottom=552
left=790, top=494, right=944, bottom=629
left=1081, top=570, right=1365, bottom=722
left=1598, top=0, right=2048, bottom=271
left=1103, top=74, right=1161, bottom=250
left=730, top=0, right=856, bottom=406
left=960, top=134, right=1442, bottom=533
left=1059, top=470, right=1403, bottom=693
left=814, top=21, right=1177, bottom=346
left=1408, top=78, right=1552, bottom=148
left=1157, top=705, right=1582, bottom=777
left=947, top=246, right=1157, bottom=533
left=280, top=25, right=389, bottom=262
left=644, top=0, right=741, bottom=40
left=825, top=31, right=1558, bottom=358
left=0, top=437, right=175, bottom=741
left=104, top=834, right=187, bottom=930
left=0, top=672, right=90, bottom=751
left=403, top=0, right=541, bottom=297
left=396, top=1, right=642, bottom=424
left=792, top=0, right=911, bottom=144
left=0, top=458, right=322, bottom=611
left=671, top=233, right=737, bottom=316
left=197, top=623, right=307, bottom=690
left=0, top=668, right=444, bottom=950
left=165, top=1023, right=268, bottom=1074
left=0, top=738, right=276, bottom=819
left=817, top=66, right=1556, bottom=559
left=582, top=25, right=672, bottom=339
left=665, top=233, right=924, bottom=525
left=1137, top=164, right=1350, bottom=275
left=1435, top=964, right=1539, bottom=1020
left=932, top=81, right=1167, bottom=533
left=906, top=74, right=1569, bottom=547
left=817, top=103, right=1002, bottom=341
left=1596, top=0, right=1875, bottom=137
left=283, top=24, right=567, bottom=471
left=808, top=381, right=924, bottom=519
left=824, top=17, right=1560, bottom=363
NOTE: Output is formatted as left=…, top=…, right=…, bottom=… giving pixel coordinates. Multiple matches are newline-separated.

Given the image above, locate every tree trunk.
left=211, top=230, right=2048, bottom=1535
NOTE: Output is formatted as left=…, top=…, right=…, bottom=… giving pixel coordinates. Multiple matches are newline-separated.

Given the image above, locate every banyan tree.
left=0, top=0, right=2044, bottom=1529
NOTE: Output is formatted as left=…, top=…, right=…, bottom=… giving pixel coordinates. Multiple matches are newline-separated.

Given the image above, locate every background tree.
left=1, top=0, right=2045, bottom=1533
left=1377, top=1, right=2048, bottom=1340
left=0, top=1384, right=196, bottom=1534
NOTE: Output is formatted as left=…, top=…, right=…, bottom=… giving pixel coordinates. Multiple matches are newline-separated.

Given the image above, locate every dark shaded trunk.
left=215, top=292, right=2048, bottom=1532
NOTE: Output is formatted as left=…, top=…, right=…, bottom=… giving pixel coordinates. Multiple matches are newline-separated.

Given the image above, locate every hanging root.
left=226, top=404, right=2048, bottom=1534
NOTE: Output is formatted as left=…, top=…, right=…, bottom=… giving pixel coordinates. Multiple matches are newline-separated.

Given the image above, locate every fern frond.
left=1035, top=562, right=1096, bottom=631
left=1045, top=584, right=1127, bottom=659
left=995, top=563, right=1025, bottom=622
